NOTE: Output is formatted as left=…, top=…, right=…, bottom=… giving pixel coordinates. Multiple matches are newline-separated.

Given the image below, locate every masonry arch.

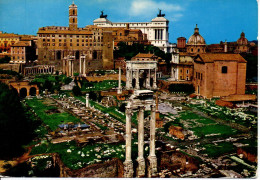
left=29, top=87, right=37, bottom=96
left=20, top=88, right=27, bottom=98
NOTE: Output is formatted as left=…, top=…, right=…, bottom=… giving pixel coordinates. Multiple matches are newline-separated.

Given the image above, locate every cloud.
left=128, top=0, right=183, bottom=19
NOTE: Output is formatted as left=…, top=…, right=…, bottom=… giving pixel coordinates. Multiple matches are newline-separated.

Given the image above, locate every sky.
left=0, top=0, right=258, bottom=44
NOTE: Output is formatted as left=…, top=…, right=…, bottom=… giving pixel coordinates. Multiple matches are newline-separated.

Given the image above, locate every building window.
left=222, top=66, right=227, bottom=73
left=52, top=43, right=55, bottom=46
left=186, top=70, right=189, bottom=74
left=191, top=48, right=193, bottom=52
left=198, top=48, right=200, bottom=52
left=39, top=34, right=42, bottom=37
left=52, top=34, right=55, bottom=37
left=70, top=43, right=72, bottom=46
left=52, top=39, right=55, bottom=42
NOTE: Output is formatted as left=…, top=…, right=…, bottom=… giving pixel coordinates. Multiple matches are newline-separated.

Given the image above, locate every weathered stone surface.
left=169, top=125, right=185, bottom=140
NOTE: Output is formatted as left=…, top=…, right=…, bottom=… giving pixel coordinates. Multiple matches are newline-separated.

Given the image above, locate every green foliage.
left=114, top=42, right=172, bottom=63
left=81, top=80, right=118, bottom=91
left=0, top=82, right=35, bottom=159
left=64, top=77, right=72, bottom=84
left=168, top=84, right=195, bottom=94
left=0, top=55, right=11, bottom=63
left=72, top=86, right=82, bottom=96
left=242, top=54, right=258, bottom=82
left=0, top=68, right=22, bottom=79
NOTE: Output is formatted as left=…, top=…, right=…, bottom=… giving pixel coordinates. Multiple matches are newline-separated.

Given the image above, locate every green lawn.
left=199, top=142, right=235, bottom=157
left=26, top=98, right=80, bottom=131
left=192, top=124, right=238, bottom=137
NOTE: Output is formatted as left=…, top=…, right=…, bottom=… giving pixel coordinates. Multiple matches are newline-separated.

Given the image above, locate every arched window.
left=198, top=48, right=200, bottom=52
left=73, top=9, right=75, bottom=15
left=222, top=66, right=227, bottom=73
left=73, top=18, right=75, bottom=23
left=191, top=48, right=193, bottom=52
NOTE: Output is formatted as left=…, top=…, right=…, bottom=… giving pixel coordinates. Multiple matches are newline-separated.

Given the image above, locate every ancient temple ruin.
left=125, top=59, right=157, bottom=90
left=124, top=90, right=158, bottom=177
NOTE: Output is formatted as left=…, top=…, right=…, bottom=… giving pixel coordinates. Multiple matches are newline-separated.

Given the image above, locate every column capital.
left=125, top=108, right=133, bottom=115
left=139, top=106, right=145, bottom=111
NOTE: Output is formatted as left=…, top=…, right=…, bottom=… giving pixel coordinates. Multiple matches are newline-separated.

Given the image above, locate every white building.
left=93, top=10, right=176, bottom=53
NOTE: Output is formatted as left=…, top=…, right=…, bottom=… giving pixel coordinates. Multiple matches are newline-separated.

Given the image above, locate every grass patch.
left=192, top=124, right=238, bottom=137
left=26, top=98, right=80, bottom=131
left=200, top=142, right=235, bottom=157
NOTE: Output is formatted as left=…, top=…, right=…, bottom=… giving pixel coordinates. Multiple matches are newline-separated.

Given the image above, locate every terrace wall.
left=53, top=153, right=124, bottom=177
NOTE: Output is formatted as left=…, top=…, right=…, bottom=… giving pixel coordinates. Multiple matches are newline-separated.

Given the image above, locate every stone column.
left=117, top=67, right=122, bottom=94
left=79, top=57, right=82, bottom=74
left=137, top=106, right=145, bottom=177
left=126, top=68, right=131, bottom=89
left=68, top=61, right=71, bottom=76
left=135, top=70, right=140, bottom=90
left=71, top=60, right=74, bottom=77
left=148, top=104, right=157, bottom=177
left=146, top=69, right=151, bottom=89
left=171, top=65, right=174, bottom=79
left=86, top=93, right=89, bottom=108
left=124, top=107, right=133, bottom=178
left=83, top=58, right=86, bottom=76
left=152, top=69, right=157, bottom=89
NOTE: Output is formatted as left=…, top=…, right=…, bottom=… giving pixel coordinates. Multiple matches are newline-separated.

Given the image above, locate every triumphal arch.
left=125, top=59, right=157, bottom=90
left=124, top=90, right=157, bottom=178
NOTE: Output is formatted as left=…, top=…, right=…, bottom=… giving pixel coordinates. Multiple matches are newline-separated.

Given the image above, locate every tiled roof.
left=12, top=41, right=31, bottom=47
left=195, top=53, right=247, bottom=63
left=134, top=53, right=157, bottom=58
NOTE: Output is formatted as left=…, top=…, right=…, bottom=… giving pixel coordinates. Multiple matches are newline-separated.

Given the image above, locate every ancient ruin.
left=124, top=90, right=157, bottom=177
left=125, top=59, right=157, bottom=90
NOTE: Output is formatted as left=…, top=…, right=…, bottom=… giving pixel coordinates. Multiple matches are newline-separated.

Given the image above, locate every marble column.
left=86, top=93, right=89, bottom=108
left=152, top=69, right=157, bottom=89
left=124, top=108, right=133, bottom=178
left=171, top=65, right=174, bottom=79
left=137, top=106, right=145, bottom=177
left=79, top=57, right=82, bottom=74
left=146, top=69, right=151, bottom=89
left=148, top=104, right=157, bottom=177
left=83, top=58, right=86, bottom=76
left=135, top=70, right=140, bottom=90
left=117, top=67, right=122, bottom=94
left=71, top=60, right=74, bottom=77
left=126, top=68, right=131, bottom=89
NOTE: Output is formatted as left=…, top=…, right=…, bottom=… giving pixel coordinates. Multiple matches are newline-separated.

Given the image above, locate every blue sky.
left=0, top=0, right=258, bottom=44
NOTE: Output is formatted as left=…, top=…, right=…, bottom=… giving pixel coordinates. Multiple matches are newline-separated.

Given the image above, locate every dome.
left=187, top=24, right=206, bottom=45
left=237, top=32, right=248, bottom=45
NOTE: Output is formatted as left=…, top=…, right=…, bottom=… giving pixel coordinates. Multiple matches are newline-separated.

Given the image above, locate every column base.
left=117, top=88, right=122, bottom=94
left=137, top=157, right=146, bottom=177
left=148, top=156, right=158, bottom=177
left=124, top=160, right=134, bottom=178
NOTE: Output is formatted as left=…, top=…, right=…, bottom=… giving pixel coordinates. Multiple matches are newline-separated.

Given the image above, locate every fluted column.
left=126, top=68, right=131, bottom=89
left=71, top=60, right=74, bottom=77
left=137, top=106, right=145, bottom=177
left=135, top=70, right=140, bottom=90
left=148, top=104, right=157, bottom=177
left=83, top=58, right=86, bottom=76
left=124, top=107, right=133, bottom=178
left=79, top=57, right=82, bottom=74
left=86, top=93, right=89, bottom=108
left=117, top=67, right=122, bottom=94
left=146, top=69, right=151, bottom=89
left=152, top=69, right=157, bottom=89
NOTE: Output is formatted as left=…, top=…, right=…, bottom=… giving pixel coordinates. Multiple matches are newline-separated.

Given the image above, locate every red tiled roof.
left=195, top=53, right=247, bottom=63
left=133, top=53, right=157, bottom=58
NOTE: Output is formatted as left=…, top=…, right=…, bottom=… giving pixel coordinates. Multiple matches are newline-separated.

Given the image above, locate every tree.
left=0, top=82, right=35, bottom=159
left=72, top=86, right=82, bottom=96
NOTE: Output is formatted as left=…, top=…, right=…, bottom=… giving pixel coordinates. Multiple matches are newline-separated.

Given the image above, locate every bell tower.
left=69, top=1, right=78, bottom=30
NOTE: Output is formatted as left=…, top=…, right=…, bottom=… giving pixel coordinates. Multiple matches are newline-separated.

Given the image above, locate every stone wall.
left=53, top=153, right=124, bottom=178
